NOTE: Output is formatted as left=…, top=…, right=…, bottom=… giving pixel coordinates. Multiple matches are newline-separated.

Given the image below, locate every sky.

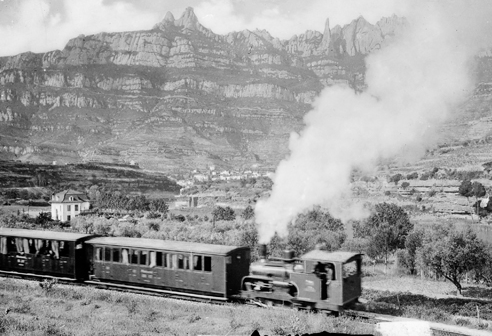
left=0, top=0, right=409, bottom=57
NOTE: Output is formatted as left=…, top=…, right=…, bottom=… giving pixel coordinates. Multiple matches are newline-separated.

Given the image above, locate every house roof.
left=51, top=189, right=89, bottom=203
left=300, top=250, right=362, bottom=263
left=86, top=237, right=247, bottom=256
left=0, top=228, right=95, bottom=242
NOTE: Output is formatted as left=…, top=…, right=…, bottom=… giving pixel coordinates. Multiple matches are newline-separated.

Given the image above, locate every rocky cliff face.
left=0, top=7, right=407, bottom=171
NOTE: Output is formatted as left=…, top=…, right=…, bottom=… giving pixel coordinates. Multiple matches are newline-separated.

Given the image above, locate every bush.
left=212, top=206, right=236, bottom=221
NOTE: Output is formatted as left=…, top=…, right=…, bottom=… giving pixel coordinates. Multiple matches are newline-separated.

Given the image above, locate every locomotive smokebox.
left=258, top=244, right=267, bottom=261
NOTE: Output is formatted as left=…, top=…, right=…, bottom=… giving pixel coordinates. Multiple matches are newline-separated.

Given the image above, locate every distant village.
left=174, top=165, right=273, bottom=188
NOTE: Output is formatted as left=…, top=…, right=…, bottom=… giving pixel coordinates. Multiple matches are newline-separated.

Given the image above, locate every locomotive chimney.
left=283, top=250, right=295, bottom=261
left=258, top=244, right=267, bottom=261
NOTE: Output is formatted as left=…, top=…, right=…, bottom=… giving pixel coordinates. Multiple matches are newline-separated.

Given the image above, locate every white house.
left=50, top=190, right=91, bottom=222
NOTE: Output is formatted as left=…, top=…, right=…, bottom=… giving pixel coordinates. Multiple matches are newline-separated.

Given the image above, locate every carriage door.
left=211, top=256, right=224, bottom=293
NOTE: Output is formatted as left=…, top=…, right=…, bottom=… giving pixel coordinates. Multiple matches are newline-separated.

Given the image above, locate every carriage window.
left=178, top=254, right=189, bottom=269
left=140, top=251, right=148, bottom=266
left=130, top=250, right=139, bottom=264
left=171, top=254, right=177, bottom=269
left=156, top=252, right=163, bottom=267
left=193, top=255, right=202, bottom=271
left=204, top=256, right=212, bottom=272
left=0, top=237, right=7, bottom=255
left=113, top=249, right=120, bottom=263
left=149, top=251, right=156, bottom=267
left=15, top=238, right=24, bottom=254
left=326, top=263, right=336, bottom=280
left=60, top=241, right=70, bottom=257
left=95, top=247, right=102, bottom=261
left=163, top=253, right=168, bottom=268
left=22, top=239, right=30, bottom=254
left=343, top=261, right=358, bottom=278
left=104, top=247, right=111, bottom=262
left=122, top=249, right=129, bottom=264
left=7, top=238, right=16, bottom=253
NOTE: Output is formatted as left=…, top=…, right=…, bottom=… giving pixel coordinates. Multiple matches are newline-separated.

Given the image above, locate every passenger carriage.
left=0, top=228, right=95, bottom=280
left=85, top=237, right=250, bottom=299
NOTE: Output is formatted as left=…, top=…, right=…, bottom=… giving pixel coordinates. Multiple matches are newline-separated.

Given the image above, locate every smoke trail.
left=255, top=1, right=492, bottom=243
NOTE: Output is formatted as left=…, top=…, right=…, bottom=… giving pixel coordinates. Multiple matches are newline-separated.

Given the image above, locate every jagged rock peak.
left=320, top=18, right=331, bottom=50
left=163, top=11, right=175, bottom=24
left=175, top=7, right=200, bottom=30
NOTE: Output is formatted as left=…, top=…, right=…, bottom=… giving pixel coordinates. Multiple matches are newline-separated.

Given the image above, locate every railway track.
left=0, top=271, right=490, bottom=336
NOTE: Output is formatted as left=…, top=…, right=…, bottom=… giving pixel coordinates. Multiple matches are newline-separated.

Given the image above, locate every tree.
left=407, top=172, right=419, bottom=180
left=472, top=181, right=486, bottom=199
left=417, top=225, right=488, bottom=295
left=287, top=208, right=346, bottom=256
left=212, top=206, right=236, bottom=221
left=149, top=199, right=168, bottom=215
left=397, top=228, right=424, bottom=274
left=401, top=182, right=410, bottom=190
left=355, top=203, right=413, bottom=272
left=389, top=174, right=403, bottom=185
left=241, top=205, right=254, bottom=220
left=458, top=179, right=474, bottom=199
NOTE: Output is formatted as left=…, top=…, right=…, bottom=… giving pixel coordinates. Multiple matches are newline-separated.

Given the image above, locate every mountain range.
left=1, top=7, right=491, bottom=173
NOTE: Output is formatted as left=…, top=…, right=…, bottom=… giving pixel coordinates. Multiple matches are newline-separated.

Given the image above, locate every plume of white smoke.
left=255, top=0, right=492, bottom=243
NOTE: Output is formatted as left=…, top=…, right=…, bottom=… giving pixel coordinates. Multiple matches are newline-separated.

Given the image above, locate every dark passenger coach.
left=0, top=228, right=95, bottom=280
left=85, top=237, right=251, bottom=299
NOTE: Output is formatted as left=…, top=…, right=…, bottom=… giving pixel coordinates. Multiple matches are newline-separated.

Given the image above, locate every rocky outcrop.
left=0, top=7, right=407, bottom=170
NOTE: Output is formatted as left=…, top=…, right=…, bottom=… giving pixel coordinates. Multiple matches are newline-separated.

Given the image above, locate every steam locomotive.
left=0, top=228, right=362, bottom=312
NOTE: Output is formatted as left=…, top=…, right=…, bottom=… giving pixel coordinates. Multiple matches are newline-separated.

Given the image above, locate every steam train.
left=0, top=228, right=362, bottom=312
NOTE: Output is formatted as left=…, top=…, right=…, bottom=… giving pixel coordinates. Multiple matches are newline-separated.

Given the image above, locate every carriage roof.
left=86, top=237, right=246, bottom=256
left=0, top=228, right=94, bottom=242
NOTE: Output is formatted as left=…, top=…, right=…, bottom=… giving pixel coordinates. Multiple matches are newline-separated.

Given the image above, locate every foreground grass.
left=361, top=275, right=492, bottom=331
left=0, top=278, right=374, bottom=336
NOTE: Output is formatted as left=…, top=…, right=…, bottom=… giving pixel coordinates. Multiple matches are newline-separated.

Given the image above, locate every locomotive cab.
left=293, top=250, right=362, bottom=311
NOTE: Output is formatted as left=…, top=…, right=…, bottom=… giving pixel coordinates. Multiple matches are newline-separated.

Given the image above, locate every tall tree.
left=355, top=203, right=413, bottom=272
left=418, top=225, right=488, bottom=295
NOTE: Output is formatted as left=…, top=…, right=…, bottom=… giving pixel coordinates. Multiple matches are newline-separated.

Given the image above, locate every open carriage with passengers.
left=0, top=228, right=94, bottom=280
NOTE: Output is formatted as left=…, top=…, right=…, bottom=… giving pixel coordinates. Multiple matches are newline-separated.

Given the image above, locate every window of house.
left=130, top=250, right=139, bottom=264
left=193, top=255, right=202, bottom=271
left=140, top=251, right=148, bottom=266
left=113, top=249, right=120, bottom=263
left=204, top=256, right=212, bottom=272
left=75, top=205, right=79, bottom=211
left=67, top=215, right=71, bottom=221
left=67, top=205, right=71, bottom=211
left=104, top=248, right=111, bottom=262
left=95, top=247, right=102, bottom=261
